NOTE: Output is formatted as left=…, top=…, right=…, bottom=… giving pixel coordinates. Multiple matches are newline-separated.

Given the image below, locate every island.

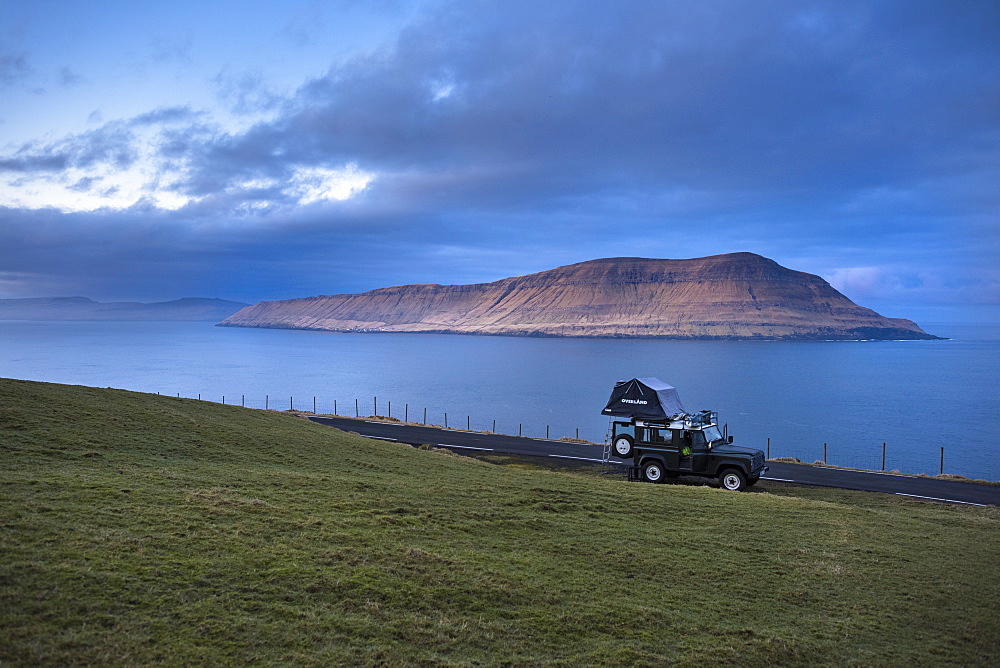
left=218, top=253, right=939, bottom=340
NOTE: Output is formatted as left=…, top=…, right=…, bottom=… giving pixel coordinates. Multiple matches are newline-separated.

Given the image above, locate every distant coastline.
left=0, top=296, right=248, bottom=322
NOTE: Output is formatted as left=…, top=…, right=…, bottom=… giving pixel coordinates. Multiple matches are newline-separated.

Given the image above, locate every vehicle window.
left=640, top=428, right=668, bottom=444
left=702, top=426, right=723, bottom=443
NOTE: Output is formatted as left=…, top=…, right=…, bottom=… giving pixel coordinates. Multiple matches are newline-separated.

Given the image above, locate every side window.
left=640, top=428, right=669, bottom=444
left=680, top=431, right=693, bottom=450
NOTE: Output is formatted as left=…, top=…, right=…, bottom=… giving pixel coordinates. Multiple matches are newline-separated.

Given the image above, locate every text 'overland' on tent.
left=602, top=377, right=687, bottom=420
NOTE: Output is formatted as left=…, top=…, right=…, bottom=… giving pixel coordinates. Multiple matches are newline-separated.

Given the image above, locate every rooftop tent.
left=602, top=377, right=686, bottom=420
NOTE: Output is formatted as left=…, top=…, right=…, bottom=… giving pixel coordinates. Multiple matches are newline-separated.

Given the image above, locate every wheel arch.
left=638, top=453, right=667, bottom=469
left=714, top=459, right=750, bottom=476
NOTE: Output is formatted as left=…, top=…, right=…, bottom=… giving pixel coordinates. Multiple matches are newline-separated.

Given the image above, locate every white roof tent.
left=602, top=377, right=687, bottom=421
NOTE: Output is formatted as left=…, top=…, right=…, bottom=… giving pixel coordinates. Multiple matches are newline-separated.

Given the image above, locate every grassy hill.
left=1, top=378, right=997, bottom=665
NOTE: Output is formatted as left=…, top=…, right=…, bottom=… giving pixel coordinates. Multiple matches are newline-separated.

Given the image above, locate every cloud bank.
left=0, top=0, right=997, bottom=321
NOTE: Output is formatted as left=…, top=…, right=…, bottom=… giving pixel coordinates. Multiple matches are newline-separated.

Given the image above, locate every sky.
left=1, top=0, right=998, bottom=324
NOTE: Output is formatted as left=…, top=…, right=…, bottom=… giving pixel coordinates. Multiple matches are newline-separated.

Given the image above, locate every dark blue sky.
left=1, top=0, right=997, bottom=323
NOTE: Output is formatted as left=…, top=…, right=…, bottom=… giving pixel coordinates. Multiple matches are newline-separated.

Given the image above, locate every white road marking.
left=894, top=493, right=987, bottom=507
left=364, top=436, right=398, bottom=441
left=761, top=476, right=796, bottom=482
left=548, top=454, right=620, bottom=464
left=438, top=444, right=493, bottom=451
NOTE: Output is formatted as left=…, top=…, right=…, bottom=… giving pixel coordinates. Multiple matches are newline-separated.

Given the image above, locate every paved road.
left=309, top=416, right=1000, bottom=507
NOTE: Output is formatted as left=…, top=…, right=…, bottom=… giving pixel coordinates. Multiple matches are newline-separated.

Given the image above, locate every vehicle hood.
left=710, top=443, right=764, bottom=457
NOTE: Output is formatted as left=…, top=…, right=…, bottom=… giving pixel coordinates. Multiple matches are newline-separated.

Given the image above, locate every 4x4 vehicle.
left=603, top=377, right=767, bottom=491
left=611, top=412, right=767, bottom=491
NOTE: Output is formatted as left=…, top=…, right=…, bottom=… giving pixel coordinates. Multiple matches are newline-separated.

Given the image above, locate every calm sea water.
left=2, top=320, right=998, bottom=480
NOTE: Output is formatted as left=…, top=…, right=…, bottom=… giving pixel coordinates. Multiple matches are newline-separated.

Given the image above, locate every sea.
left=2, top=320, right=998, bottom=481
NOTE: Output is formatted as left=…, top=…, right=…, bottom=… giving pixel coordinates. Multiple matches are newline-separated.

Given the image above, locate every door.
left=640, top=427, right=680, bottom=470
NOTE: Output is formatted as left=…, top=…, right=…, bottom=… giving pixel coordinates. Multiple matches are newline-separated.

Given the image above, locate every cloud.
left=57, top=66, right=83, bottom=86
left=130, top=106, right=204, bottom=127
left=164, top=1, right=998, bottom=218
left=212, top=69, right=283, bottom=116
left=0, top=0, right=996, bottom=319
left=0, top=51, right=31, bottom=85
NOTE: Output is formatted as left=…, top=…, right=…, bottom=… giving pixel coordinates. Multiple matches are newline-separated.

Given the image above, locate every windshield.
left=702, top=425, right=723, bottom=444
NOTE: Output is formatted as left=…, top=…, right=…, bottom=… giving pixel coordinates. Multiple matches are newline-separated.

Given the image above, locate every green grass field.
left=2, top=378, right=998, bottom=666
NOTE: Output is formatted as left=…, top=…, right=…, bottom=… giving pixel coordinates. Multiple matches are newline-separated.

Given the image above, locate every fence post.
left=222, top=396, right=225, bottom=405
left=423, top=407, right=427, bottom=425
left=405, top=404, right=408, bottom=422
left=546, top=425, right=550, bottom=439
left=313, top=396, right=316, bottom=413
left=576, top=428, right=579, bottom=440
left=940, top=447, right=944, bottom=475
left=355, top=399, right=358, bottom=417
left=266, top=395, right=269, bottom=410
left=467, top=415, right=470, bottom=430
left=198, top=393, right=201, bottom=401
left=445, top=413, right=448, bottom=428
left=823, top=442, right=827, bottom=464
left=519, top=423, right=522, bottom=437
left=493, top=419, right=496, bottom=433
left=242, top=394, right=245, bottom=407
left=290, top=396, right=293, bottom=410
left=334, top=399, right=337, bottom=415
left=766, top=437, right=770, bottom=459
left=882, top=442, right=886, bottom=471
left=374, top=396, right=377, bottom=416
left=388, top=400, right=391, bottom=418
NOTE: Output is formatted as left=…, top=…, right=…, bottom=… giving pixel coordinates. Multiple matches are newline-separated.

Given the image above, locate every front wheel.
left=642, top=461, right=665, bottom=483
left=612, top=435, right=634, bottom=458
left=719, top=468, right=747, bottom=491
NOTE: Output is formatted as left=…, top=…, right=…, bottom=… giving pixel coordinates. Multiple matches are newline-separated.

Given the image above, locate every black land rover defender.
left=611, top=413, right=767, bottom=491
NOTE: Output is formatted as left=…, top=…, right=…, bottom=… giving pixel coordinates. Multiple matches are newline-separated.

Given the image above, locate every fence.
left=160, top=391, right=953, bottom=476
left=764, top=437, right=950, bottom=476
left=158, top=392, right=586, bottom=444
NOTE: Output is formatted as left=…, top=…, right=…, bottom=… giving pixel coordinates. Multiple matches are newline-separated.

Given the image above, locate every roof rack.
left=687, top=410, right=718, bottom=426
left=634, top=410, right=718, bottom=430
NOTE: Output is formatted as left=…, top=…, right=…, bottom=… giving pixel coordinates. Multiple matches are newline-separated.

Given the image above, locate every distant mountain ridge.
left=219, top=253, right=939, bottom=340
left=0, top=297, right=249, bottom=321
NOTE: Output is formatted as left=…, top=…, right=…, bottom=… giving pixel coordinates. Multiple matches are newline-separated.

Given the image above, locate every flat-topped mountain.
left=219, top=253, right=938, bottom=340
left=0, top=297, right=249, bottom=322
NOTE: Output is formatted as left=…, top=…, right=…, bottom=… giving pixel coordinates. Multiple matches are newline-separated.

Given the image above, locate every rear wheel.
left=719, top=468, right=747, bottom=491
left=642, top=461, right=665, bottom=483
left=612, top=435, right=634, bottom=458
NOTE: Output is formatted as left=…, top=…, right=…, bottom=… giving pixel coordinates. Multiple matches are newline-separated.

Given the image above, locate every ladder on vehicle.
left=602, top=417, right=613, bottom=463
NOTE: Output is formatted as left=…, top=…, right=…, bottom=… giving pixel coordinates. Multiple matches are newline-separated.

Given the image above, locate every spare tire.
left=612, top=435, right=634, bottom=458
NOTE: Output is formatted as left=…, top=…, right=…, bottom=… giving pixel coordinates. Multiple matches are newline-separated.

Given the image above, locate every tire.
left=612, top=435, right=634, bottom=458
left=642, top=460, right=665, bottom=483
left=719, top=468, right=747, bottom=491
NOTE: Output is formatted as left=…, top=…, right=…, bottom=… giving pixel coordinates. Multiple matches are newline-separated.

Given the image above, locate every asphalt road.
left=308, top=415, right=1000, bottom=507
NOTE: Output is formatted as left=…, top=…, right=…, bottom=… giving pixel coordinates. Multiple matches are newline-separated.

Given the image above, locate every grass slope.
left=1, top=378, right=997, bottom=666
